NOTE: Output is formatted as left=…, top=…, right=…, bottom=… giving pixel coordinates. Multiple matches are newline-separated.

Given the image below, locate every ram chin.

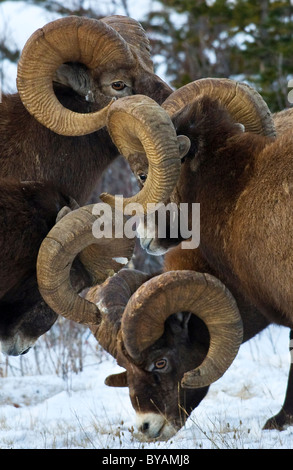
left=136, top=225, right=180, bottom=255
left=0, top=335, right=35, bottom=356
left=141, top=240, right=168, bottom=256
left=137, top=234, right=169, bottom=256
left=135, top=412, right=178, bottom=441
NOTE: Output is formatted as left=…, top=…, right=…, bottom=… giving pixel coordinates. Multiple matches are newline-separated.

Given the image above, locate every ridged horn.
left=163, top=78, right=276, bottom=138
left=88, top=268, right=152, bottom=359
left=101, top=15, right=174, bottom=105
left=17, top=16, right=134, bottom=135
left=101, top=15, right=153, bottom=72
left=120, top=270, right=243, bottom=388
left=100, top=95, right=182, bottom=212
left=37, top=205, right=135, bottom=325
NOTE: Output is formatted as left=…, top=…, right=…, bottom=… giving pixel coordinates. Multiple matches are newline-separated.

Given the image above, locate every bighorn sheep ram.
left=36, top=78, right=293, bottom=440
left=0, top=15, right=179, bottom=354
left=128, top=78, right=293, bottom=436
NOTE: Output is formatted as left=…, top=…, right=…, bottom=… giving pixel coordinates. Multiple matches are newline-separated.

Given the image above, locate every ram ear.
left=105, top=371, right=128, bottom=387
left=168, top=312, right=191, bottom=335
left=177, top=135, right=191, bottom=160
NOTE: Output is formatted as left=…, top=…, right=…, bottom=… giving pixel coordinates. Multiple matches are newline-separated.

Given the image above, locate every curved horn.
left=101, top=15, right=153, bottom=72
left=102, top=15, right=173, bottom=105
left=121, top=270, right=243, bottom=388
left=163, top=78, right=276, bottom=138
left=88, top=268, right=153, bottom=357
left=17, top=16, right=134, bottom=135
left=100, top=95, right=182, bottom=212
left=37, top=205, right=135, bottom=325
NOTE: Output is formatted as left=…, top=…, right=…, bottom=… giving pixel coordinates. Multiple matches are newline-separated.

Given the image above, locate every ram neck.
left=187, top=136, right=261, bottom=285
left=0, top=93, right=118, bottom=205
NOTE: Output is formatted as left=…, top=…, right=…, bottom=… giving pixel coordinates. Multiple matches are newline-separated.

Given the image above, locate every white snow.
left=0, top=322, right=292, bottom=449
left=112, top=257, right=129, bottom=265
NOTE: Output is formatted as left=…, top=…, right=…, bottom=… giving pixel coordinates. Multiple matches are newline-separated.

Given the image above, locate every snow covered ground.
left=0, top=320, right=293, bottom=450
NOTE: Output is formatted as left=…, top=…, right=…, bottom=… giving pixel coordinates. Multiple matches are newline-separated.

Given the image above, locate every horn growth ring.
left=121, top=270, right=243, bottom=388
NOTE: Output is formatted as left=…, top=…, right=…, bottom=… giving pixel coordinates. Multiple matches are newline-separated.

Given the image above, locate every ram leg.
left=263, top=329, right=293, bottom=431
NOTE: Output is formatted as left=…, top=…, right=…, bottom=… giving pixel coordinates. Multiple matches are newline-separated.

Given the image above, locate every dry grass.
left=1, top=317, right=105, bottom=379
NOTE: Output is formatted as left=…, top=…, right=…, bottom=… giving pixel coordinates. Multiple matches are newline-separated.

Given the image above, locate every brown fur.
left=158, top=96, right=293, bottom=431
left=0, top=88, right=117, bottom=205
left=273, top=107, right=293, bottom=136
left=0, top=179, right=75, bottom=353
left=165, top=97, right=293, bottom=327
left=0, top=179, right=72, bottom=298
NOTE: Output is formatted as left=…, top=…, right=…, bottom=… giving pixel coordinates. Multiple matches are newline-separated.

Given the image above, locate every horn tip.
left=99, top=192, right=116, bottom=207
left=181, top=369, right=203, bottom=389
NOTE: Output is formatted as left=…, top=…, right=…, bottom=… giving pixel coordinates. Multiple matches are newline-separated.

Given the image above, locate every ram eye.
left=138, top=173, right=147, bottom=184
left=154, top=358, right=168, bottom=370
left=112, top=81, right=126, bottom=91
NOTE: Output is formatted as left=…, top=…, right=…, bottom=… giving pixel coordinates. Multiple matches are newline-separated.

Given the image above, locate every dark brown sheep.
left=0, top=179, right=81, bottom=354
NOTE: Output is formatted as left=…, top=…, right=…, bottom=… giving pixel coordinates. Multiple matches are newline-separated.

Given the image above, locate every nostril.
left=21, top=347, right=30, bottom=355
left=140, top=422, right=149, bottom=433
